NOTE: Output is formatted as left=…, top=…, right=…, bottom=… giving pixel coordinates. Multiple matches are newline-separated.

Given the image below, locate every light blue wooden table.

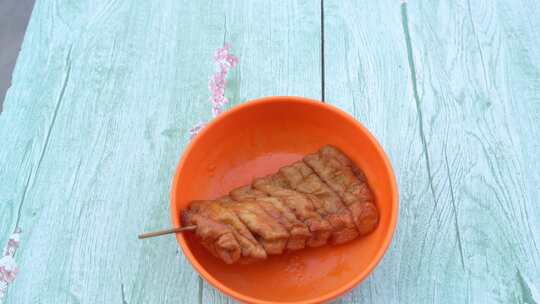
left=1, top=1, right=539, bottom=303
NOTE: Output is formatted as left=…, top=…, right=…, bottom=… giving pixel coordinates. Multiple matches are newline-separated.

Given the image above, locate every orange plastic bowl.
left=171, top=96, right=398, bottom=304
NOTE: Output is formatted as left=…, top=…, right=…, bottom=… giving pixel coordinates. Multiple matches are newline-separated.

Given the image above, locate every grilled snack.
left=304, top=146, right=379, bottom=235
left=182, top=145, right=379, bottom=264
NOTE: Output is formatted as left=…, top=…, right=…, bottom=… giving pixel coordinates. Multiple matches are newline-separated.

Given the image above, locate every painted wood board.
left=323, top=1, right=432, bottom=303
left=1, top=0, right=234, bottom=303
left=324, top=0, right=540, bottom=303
left=2, top=0, right=540, bottom=303
left=0, top=0, right=322, bottom=303
left=405, top=1, right=540, bottom=302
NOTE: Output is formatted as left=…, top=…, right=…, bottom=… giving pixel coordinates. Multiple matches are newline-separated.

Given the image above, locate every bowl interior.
left=172, top=97, right=397, bottom=304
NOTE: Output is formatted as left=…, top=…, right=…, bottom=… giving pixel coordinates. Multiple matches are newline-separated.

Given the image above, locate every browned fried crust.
left=304, top=145, right=379, bottom=235
left=183, top=199, right=267, bottom=262
left=183, top=145, right=379, bottom=264
left=230, top=185, right=311, bottom=251
left=253, top=174, right=332, bottom=247
left=224, top=198, right=289, bottom=255
left=230, top=185, right=267, bottom=200
left=279, top=161, right=359, bottom=244
left=182, top=209, right=241, bottom=264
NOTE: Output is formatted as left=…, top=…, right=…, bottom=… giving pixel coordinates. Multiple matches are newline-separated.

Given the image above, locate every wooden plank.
left=5, top=0, right=537, bottom=303
left=323, top=1, right=431, bottom=303
left=223, top=0, right=321, bottom=102
left=0, top=0, right=257, bottom=303
left=404, top=1, right=540, bottom=302
left=325, top=0, right=540, bottom=303
left=199, top=1, right=322, bottom=303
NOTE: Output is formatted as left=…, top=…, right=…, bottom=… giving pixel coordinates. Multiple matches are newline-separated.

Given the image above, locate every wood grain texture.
left=405, top=1, right=540, bottom=302
left=199, top=1, right=322, bottom=303
left=324, top=1, right=429, bottom=303
left=0, top=0, right=321, bottom=303
left=325, top=0, right=540, bottom=303
left=3, top=0, right=540, bottom=303
left=0, top=0, right=248, bottom=303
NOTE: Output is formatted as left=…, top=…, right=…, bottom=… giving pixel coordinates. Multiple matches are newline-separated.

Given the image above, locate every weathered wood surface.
left=405, top=1, right=540, bottom=302
left=0, top=0, right=321, bottom=303
left=0, top=0, right=214, bottom=302
left=325, top=0, right=540, bottom=303
left=324, top=1, right=427, bottom=303
left=1, top=0, right=539, bottom=303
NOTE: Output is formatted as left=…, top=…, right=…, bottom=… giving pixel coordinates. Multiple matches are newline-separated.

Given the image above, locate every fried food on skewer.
left=279, top=161, right=359, bottom=244
left=181, top=203, right=241, bottom=264
left=230, top=185, right=311, bottom=251
left=183, top=198, right=267, bottom=263
left=253, top=174, right=333, bottom=247
left=224, top=199, right=289, bottom=255
left=304, top=146, right=379, bottom=235
left=180, top=145, right=379, bottom=264
left=230, top=185, right=266, bottom=201
left=254, top=197, right=312, bottom=250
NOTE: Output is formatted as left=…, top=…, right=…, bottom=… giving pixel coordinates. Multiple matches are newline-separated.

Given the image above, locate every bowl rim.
left=170, top=96, right=399, bottom=304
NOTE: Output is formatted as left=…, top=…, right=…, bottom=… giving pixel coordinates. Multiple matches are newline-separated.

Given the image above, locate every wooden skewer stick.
left=138, top=225, right=197, bottom=239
